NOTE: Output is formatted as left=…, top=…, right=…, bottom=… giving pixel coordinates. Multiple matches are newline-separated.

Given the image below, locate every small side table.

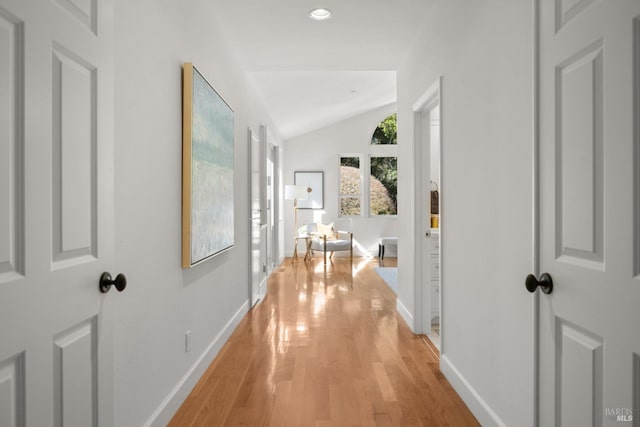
left=292, top=234, right=311, bottom=263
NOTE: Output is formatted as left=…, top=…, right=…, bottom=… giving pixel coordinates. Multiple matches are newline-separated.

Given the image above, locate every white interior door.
left=537, top=0, right=640, bottom=425
left=249, top=130, right=267, bottom=306
left=418, top=107, right=433, bottom=335
left=266, top=144, right=274, bottom=271
left=249, top=128, right=259, bottom=307
left=272, top=145, right=281, bottom=265
left=0, top=0, right=115, bottom=425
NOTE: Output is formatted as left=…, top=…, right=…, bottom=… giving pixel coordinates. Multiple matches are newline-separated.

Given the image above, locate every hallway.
left=169, top=258, right=479, bottom=426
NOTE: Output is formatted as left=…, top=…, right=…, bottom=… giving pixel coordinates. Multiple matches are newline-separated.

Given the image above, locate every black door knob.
left=99, top=272, right=127, bottom=293
left=525, top=273, right=553, bottom=294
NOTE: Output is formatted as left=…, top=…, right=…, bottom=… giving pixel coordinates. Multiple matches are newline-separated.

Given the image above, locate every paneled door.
left=537, top=0, right=640, bottom=425
left=0, top=0, right=115, bottom=425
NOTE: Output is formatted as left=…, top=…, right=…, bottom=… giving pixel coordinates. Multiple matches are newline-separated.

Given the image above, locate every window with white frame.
left=338, top=113, right=398, bottom=218
left=369, top=113, right=398, bottom=216
left=371, top=113, right=397, bottom=145
left=369, top=155, right=397, bottom=216
left=339, top=155, right=362, bottom=216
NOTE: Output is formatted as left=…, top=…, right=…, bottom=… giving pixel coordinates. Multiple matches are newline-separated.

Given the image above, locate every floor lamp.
left=285, top=185, right=309, bottom=235
left=285, top=185, right=309, bottom=262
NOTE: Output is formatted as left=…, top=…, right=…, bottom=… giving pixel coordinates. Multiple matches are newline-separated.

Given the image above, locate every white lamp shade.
left=285, top=185, right=309, bottom=201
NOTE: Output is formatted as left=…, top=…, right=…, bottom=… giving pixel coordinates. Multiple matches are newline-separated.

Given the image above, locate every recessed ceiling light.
left=309, top=8, right=332, bottom=21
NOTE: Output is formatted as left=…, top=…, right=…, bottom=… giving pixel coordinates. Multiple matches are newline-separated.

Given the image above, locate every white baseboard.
left=143, top=300, right=250, bottom=427
left=396, top=298, right=415, bottom=333
left=440, top=354, right=506, bottom=427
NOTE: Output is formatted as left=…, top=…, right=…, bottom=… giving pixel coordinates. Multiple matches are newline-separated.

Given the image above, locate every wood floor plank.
left=169, top=257, right=479, bottom=427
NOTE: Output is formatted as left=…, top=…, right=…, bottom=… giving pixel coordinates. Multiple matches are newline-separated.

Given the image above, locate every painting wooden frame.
left=182, top=63, right=235, bottom=267
left=294, top=171, right=324, bottom=209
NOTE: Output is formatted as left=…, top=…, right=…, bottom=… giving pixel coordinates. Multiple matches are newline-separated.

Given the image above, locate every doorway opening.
left=412, top=77, right=442, bottom=350
left=427, top=106, right=441, bottom=348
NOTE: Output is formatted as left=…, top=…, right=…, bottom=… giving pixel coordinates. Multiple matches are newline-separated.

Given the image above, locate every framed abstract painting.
left=182, top=63, right=235, bottom=267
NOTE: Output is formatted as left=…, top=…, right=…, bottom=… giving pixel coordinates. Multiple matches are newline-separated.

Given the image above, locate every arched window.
left=371, top=113, right=397, bottom=145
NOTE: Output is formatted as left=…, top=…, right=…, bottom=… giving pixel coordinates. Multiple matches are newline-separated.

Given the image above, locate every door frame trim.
left=532, top=0, right=541, bottom=425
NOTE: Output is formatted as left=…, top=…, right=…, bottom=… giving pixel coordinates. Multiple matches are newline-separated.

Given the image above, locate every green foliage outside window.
left=370, top=157, right=397, bottom=215
left=340, top=157, right=360, bottom=169
left=371, top=113, right=397, bottom=145
left=370, top=113, right=398, bottom=215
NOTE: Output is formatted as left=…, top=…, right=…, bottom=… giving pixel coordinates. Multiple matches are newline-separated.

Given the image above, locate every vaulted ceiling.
left=210, top=0, right=433, bottom=139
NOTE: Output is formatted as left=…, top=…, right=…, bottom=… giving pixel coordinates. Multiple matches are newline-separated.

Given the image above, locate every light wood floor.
left=169, top=257, right=479, bottom=426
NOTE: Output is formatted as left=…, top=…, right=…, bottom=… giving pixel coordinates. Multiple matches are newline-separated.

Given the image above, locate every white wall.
left=114, top=2, right=281, bottom=425
left=396, top=1, right=534, bottom=426
left=283, top=104, right=399, bottom=258
left=430, top=106, right=441, bottom=191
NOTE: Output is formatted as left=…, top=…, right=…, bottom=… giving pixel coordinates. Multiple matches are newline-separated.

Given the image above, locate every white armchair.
left=300, top=222, right=353, bottom=265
